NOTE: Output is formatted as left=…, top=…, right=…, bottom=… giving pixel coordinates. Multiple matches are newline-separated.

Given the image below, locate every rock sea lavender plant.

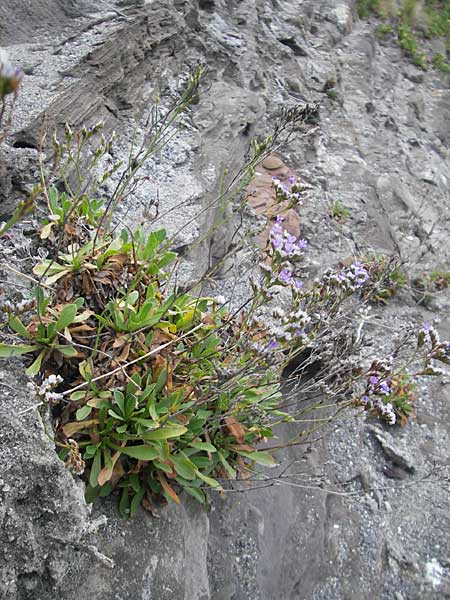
left=1, top=68, right=449, bottom=516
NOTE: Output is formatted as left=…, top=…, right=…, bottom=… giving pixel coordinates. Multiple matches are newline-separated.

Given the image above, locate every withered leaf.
left=62, top=419, right=99, bottom=437
left=227, top=443, right=255, bottom=452
left=225, top=416, right=246, bottom=443
left=118, top=343, right=131, bottom=363
left=157, top=473, right=181, bottom=504
left=97, top=451, right=121, bottom=486
left=112, top=335, right=127, bottom=349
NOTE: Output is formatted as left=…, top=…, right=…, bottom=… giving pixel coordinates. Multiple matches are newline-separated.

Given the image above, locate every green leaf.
left=119, top=445, right=159, bottom=461
left=158, top=252, right=177, bottom=269
left=218, top=451, right=237, bottom=479
left=153, top=460, right=173, bottom=474
left=126, top=290, right=139, bottom=306
left=183, top=486, right=206, bottom=504
left=140, top=425, right=187, bottom=440
left=133, top=418, right=158, bottom=428
left=74, top=297, right=85, bottom=309
left=189, top=441, right=217, bottom=453
left=130, top=487, right=145, bottom=517
left=119, top=487, right=130, bottom=518
left=195, top=470, right=223, bottom=490
left=56, top=345, right=78, bottom=357
left=189, top=456, right=211, bottom=469
left=113, top=390, right=125, bottom=416
left=89, top=450, right=102, bottom=488
left=8, top=316, right=31, bottom=339
left=0, top=343, right=39, bottom=357
left=70, top=390, right=88, bottom=402
left=85, top=483, right=101, bottom=504
left=108, top=409, right=125, bottom=421
left=55, top=303, right=78, bottom=332
left=126, top=373, right=141, bottom=396
left=143, top=230, right=165, bottom=260
left=25, top=349, right=46, bottom=376
left=129, top=473, right=140, bottom=493
left=135, top=298, right=156, bottom=323
left=155, top=368, right=167, bottom=394
left=76, top=405, right=92, bottom=420
left=48, top=185, right=59, bottom=211
left=84, top=444, right=99, bottom=459
left=79, top=359, right=93, bottom=381
left=235, top=450, right=276, bottom=468
left=171, top=455, right=197, bottom=480
left=99, top=483, right=113, bottom=498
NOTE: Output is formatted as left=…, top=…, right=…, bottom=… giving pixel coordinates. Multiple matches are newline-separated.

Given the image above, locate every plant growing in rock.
left=358, top=254, right=407, bottom=304
left=328, top=200, right=351, bottom=223
left=1, top=68, right=449, bottom=517
left=412, top=268, right=450, bottom=306
left=359, top=0, right=450, bottom=72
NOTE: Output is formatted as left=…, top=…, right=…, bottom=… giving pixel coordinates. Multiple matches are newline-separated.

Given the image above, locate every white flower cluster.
left=360, top=395, right=396, bottom=425
left=271, top=176, right=303, bottom=206
left=28, top=374, right=64, bottom=404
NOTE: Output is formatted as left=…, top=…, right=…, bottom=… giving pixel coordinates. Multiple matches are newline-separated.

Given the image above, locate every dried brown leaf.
left=62, top=419, right=99, bottom=437
left=225, top=416, right=246, bottom=443
left=97, top=451, right=121, bottom=486
left=157, top=473, right=181, bottom=504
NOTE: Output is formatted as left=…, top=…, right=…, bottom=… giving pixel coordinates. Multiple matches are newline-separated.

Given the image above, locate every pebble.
left=262, top=155, right=284, bottom=170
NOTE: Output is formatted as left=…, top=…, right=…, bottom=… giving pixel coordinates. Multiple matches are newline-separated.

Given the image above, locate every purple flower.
left=289, top=176, right=295, bottom=185
left=276, top=215, right=285, bottom=224
left=379, top=382, right=390, bottom=395
left=271, top=234, right=283, bottom=250
left=369, top=376, right=379, bottom=386
left=271, top=225, right=283, bottom=237
left=266, top=339, right=279, bottom=351
left=293, top=279, right=303, bottom=290
left=297, top=239, right=308, bottom=250
left=284, top=240, right=294, bottom=254
left=279, top=268, right=293, bottom=284
left=361, top=395, right=369, bottom=405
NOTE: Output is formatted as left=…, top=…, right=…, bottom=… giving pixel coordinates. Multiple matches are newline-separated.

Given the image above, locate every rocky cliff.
left=1, top=1, right=449, bottom=599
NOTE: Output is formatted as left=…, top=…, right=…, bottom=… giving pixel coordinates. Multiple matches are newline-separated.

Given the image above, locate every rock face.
left=1, top=1, right=450, bottom=599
